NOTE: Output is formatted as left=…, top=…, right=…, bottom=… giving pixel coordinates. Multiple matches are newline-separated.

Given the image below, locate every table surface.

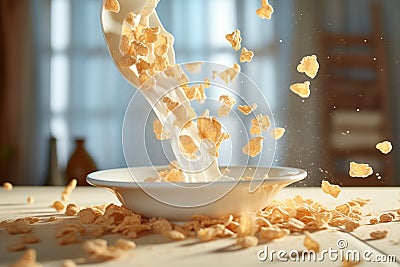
left=0, top=186, right=399, bottom=266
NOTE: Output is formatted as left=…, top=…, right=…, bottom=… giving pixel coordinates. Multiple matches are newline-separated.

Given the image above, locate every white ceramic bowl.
left=87, top=166, right=306, bottom=221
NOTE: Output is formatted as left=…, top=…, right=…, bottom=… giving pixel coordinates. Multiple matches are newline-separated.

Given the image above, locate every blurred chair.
left=319, top=2, right=394, bottom=185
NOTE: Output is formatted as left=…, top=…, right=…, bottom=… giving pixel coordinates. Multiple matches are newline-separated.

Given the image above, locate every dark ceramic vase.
left=66, top=138, right=97, bottom=186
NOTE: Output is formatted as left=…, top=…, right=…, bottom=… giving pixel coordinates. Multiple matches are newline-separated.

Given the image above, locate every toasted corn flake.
left=153, top=118, right=171, bottom=140
left=256, top=0, right=274, bottom=19
left=225, top=29, right=242, bottom=51
left=290, top=81, right=311, bottom=98
left=375, top=141, right=392, bottom=154
left=185, top=62, right=203, bottom=73
left=270, top=127, right=285, bottom=140
left=321, top=180, right=341, bottom=198
left=3, top=182, right=13, bottom=191
left=218, top=95, right=236, bottom=117
left=104, top=0, right=120, bottom=13
left=297, top=55, right=319, bottom=79
left=238, top=103, right=257, bottom=115
left=219, top=63, right=241, bottom=84
left=242, top=137, right=264, bottom=157
left=304, top=232, right=320, bottom=252
left=240, top=47, right=254, bottom=63
left=179, top=135, right=198, bottom=157
left=349, top=162, right=373, bottom=178
left=370, top=230, right=388, bottom=240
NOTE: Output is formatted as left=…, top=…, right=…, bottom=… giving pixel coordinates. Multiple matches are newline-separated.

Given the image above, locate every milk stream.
left=117, top=0, right=231, bottom=183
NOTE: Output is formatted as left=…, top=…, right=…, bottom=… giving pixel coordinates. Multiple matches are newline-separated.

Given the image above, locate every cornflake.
left=240, top=47, right=254, bottom=63
left=153, top=118, right=171, bottom=140
left=104, top=0, right=120, bottom=13
left=185, top=62, right=203, bottom=73
left=304, top=232, right=320, bottom=252
left=242, top=137, right=264, bottom=157
left=162, top=97, right=179, bottom=111
left=197, top=116, right=222, bottom=144
left=250, top=114, right=270, bottom=135
left=8, top=248, right=41, bottom=267
left=219, top=63, right=241, bottom=84
left=159, top=168, right=184, bottom=182
left=22, top=234, right=39, bottom=244
left=370, top=230, right=388, bottom=240
left=236, top=236, right=259, bottom=248
left=3, top=181, right=13, bottom=191
left=62, top=178, right=77, bottom=202
left=52, top=201, right=65, bottom=211
left=349, top=162, right=373, bottom=178
left=259, top=226, right=289, bottom=240
left=27, top=196, right=34, bottom=204
left=369, top=218, right=378, bottom=224
left=270, top=127, right=285, bottom=140
left=65, top=203, right=80, bottom=216
left=321, top=180, right=341, bottom=198
left=238, top=103, right=257, bottom=115
left=379, top=213, right=393, bottom=223
left=225, top=29, right=242, bottom=51
left=179, top=135, right=198, bottom=158
left=7, top=243, right=26, bottom=252
left=290, top=81, right=310, bottom=98
left=375, top=140, right=392, bottom=154
left=297, top=55, right=319, bottom=79
left=218, top=95, right=236, bottom=117
left=256, top=0, right=274, bottom=19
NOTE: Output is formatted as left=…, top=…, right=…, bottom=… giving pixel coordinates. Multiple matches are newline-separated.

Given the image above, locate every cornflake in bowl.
left=87, top=166, right=306, bottom=221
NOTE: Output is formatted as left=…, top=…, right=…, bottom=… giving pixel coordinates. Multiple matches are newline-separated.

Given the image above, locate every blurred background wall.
left=0, top=0, right=398, bottom=186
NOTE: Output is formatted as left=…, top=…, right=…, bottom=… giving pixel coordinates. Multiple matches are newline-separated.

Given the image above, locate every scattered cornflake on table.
left=349, top=161, right=373, bottom=178
left=304, top=232, right=320, bottom=252
left=3, top=181, right=13, bottom=191
left=256, top=0, right=274, bottom=19
left=238, top=103, right=257, bottom=115
left=8, top=248, right=41, bottom=267
left=270, top=127, right=285, bottom=140
left=27, top=196, right=34, bottom=204
left=225, top=29, right=242, bottom=51
left=290, top=81, right=310, bottom=98
left=83, top=238, right=136, bottom=261
left=104, top=0, right=120, bottom=13
left=242, top=137, right=264, bottom=157
left=65, top=203, right=80, bottom=216
left=240, top=47, right=254, bottom=63
left=321, top=180, right=341, bottom=198
left=218, top=95, right=236, bottom=117
left=185, top=62, right=203, bottom=73
left=22, top=233, right=39, bottom=244
left=7, top=242, right=26, bottom=252
left=369, top=218, right=379, bottom=225
left=370, top=230, right=388, bottom=240
left=52, top=200, right=65, bottom=211
left=297, top=55, right=319, bottom=79
left=375, top=140, right=392, bottom=154
left=379, top=213, right=394, bottom=223
left=219, top=63, right=241, bottom=84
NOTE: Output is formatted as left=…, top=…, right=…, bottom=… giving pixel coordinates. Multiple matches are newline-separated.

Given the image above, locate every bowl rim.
left=87, top=166, right=307, bottom=188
